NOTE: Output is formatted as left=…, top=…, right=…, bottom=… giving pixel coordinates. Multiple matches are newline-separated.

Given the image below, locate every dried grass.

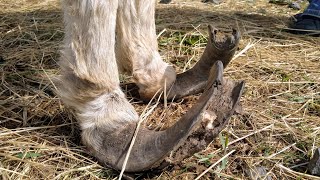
left=1, top=0, right=319, bottom=179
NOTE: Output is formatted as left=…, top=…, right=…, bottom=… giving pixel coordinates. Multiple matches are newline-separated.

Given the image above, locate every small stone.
left=159, top=0, right=172, bottom=4
left=202, top=0, right=222, bottom=4
left=245, top=166, right=272, bottom=180
left=0, top=56, right=4, bottom=64
left=257, top=8, right=267, bottom=14
left=269, top=0, right=289, bottom=5
left=289, top=2, right=301, bottom=10
left=308, top=148, right=320, bottom=176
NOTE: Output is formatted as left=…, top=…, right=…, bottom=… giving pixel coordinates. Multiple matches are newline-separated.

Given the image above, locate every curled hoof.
left=166, top=25, right=240, bottom=100
left=124, top=25, right=241, bottom=101
left=89, top=61, right=244, bottom=172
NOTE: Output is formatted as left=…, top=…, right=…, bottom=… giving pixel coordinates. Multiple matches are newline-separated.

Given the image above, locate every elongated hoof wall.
left=122, top=26, right=241, bottom=102
left=88, top=61, right=244, bottom=172
left=164, top=27, right=241, bottom=100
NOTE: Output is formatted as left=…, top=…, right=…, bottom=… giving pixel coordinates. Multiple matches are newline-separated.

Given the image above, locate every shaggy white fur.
left=58, top=0, right=177, bottom=149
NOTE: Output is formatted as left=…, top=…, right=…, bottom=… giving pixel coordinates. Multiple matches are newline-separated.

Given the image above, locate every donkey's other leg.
left=57, top=0, right=138, bottom=155
left=116, top=0, right=176, bottom=100
left=116, top=0, right=240, bottom=101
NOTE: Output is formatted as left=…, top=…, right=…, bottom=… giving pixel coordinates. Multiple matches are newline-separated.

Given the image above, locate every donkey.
left=56, top=0, right=244, bottom=172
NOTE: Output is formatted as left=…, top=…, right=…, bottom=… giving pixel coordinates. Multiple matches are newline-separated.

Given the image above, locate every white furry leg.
left=116, top=0, right=176, bottom=100
left=58, top=0, right=139, bottom=156
left=78, top=89, right=138, bottom=153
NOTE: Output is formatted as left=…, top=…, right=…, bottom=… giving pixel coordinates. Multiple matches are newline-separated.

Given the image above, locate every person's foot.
left=288, top=14, right=320, bottom=36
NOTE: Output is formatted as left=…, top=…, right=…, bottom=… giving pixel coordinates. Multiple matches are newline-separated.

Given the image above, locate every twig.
left=232, top=39, right=260, bottom=60
left=289, top=162, right=309, bottom=169
left=195, top=150, right=236, bottom=180
left=0, top=167, right=29, bottom=177
left=267, top=143, right=296, bottom=159
left=118, top=91, right=162, bottom=180
left=267, top=81, right=319, bottom=84
left=54, top=164, right=98, bottom=180
left=157, top=28, right=167, bottom=39
left=277, top=164, right=320, bottom=180
left=229, top=124, right=273, bottom=146
left=0, top=123, right=74, bottom=136
left=281, top=99, right=311, bottom=120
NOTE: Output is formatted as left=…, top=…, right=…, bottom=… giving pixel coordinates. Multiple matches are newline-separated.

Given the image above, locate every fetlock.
left=133, top=62, right=176, bottom=100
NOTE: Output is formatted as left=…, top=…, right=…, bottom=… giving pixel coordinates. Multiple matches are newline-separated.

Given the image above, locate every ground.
left=0, top=0, right=319, bottom=179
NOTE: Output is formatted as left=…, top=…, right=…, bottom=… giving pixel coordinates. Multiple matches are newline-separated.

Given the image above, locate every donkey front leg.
left=116, top=0, right=240, bottom=101
left=57, top=0, right=205, bottom=171
left=58, top=0, right=139, bottom=156
left=116, top=0, right=176, bottom=100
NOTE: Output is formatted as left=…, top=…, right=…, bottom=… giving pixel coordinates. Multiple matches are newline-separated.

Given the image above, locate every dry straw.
left=1, top=0, right=319, bottom=179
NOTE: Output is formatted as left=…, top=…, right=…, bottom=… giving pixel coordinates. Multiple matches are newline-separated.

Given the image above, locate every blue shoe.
left=288, top=15, right=320, bottom=36
left=287, top=0, right=320, bottom=35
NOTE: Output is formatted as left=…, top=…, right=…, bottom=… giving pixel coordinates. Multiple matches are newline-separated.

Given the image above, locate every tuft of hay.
left=1, top=0, right=319, bottom=179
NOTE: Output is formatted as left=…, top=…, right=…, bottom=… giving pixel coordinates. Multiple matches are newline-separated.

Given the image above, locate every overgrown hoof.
left=90, top=61, right=244, bottom=172
left=166, top=25, right=240, bottom=99
left=123, top=25, right=241, bottom=101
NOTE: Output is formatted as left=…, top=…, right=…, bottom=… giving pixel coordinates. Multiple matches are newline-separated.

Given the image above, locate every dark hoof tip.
left=207, top=25, right=240, bottom=50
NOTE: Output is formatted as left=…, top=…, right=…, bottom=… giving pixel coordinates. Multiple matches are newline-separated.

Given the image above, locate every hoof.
left=92, top=61, right=244, bottom=172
